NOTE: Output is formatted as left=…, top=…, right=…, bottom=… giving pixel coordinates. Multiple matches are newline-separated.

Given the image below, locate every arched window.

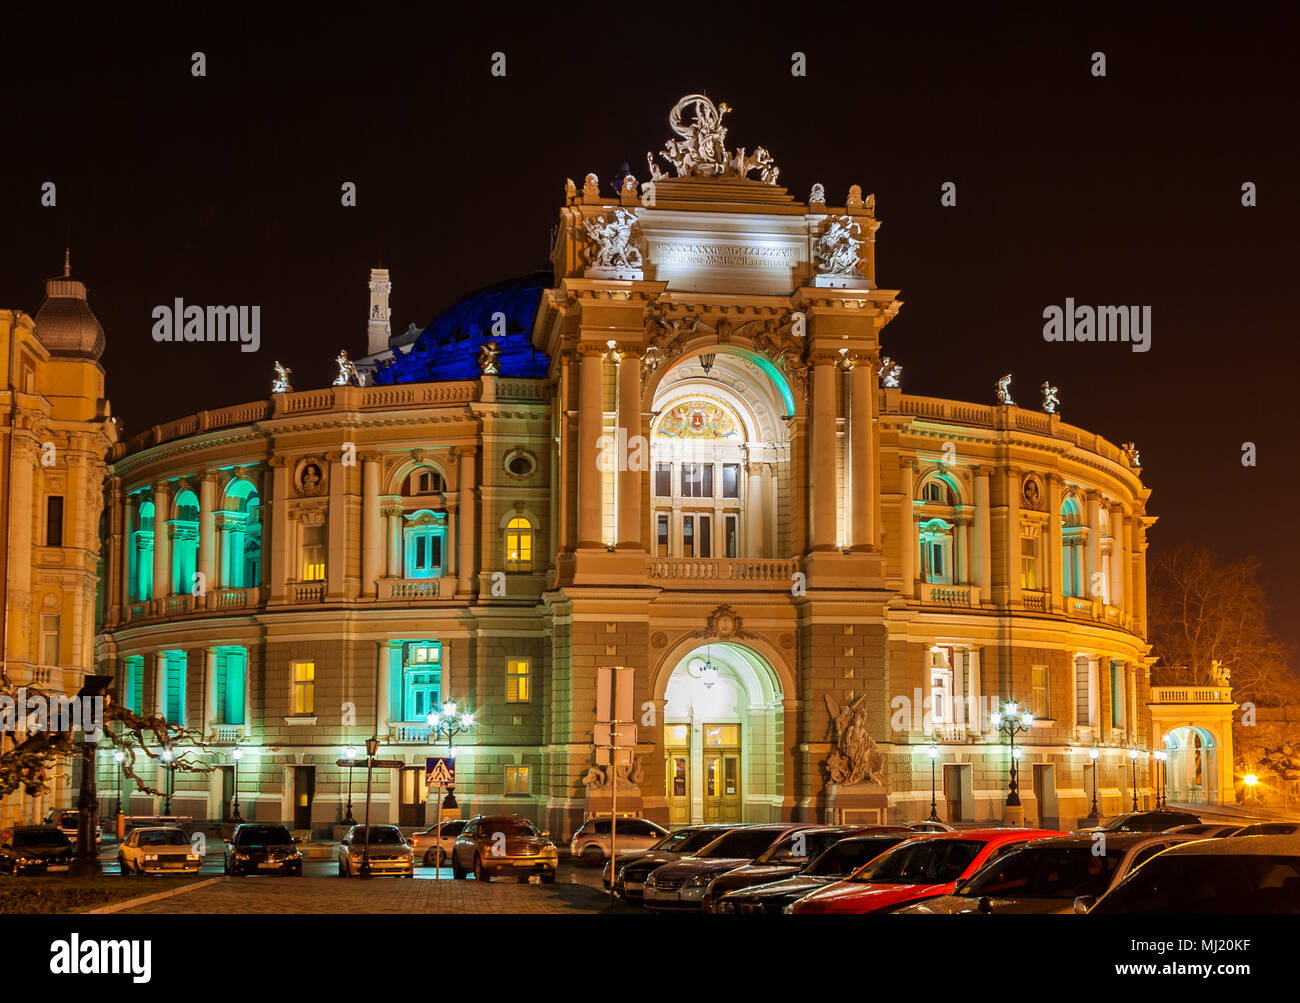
left=921, top=479, right=955, bottom=505
left=130, top=500, right=155, bottom=600
left=1061, top=497, right=1085, bottom=598
left=171, top=490, right=199, bottom=595
left=403, top=510, right=446, bottom=579
left=220, top=480, right=262, bottom=588
left=918, top=518, right=955, bottom=585
left=403, top=466, right=446, bottom=497
left=505, top=516, right=534, bottom=572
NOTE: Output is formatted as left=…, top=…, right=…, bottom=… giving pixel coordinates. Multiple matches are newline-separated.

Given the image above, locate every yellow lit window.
left=505, top=765, right=530, bottom=795
left=704, top=724, right=739, bottom=747
left=506, top=659, right=530, bottom=703
left=665, top=724, right=689, bottom=746
left=301, top=525, right=326, bottom=581
left=293, top=661, right=315, bottom=715
left=505, top=516, right=533, bottom=572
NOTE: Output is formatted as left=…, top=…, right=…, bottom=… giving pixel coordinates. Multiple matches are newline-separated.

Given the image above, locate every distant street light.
left=989, top=701, right=1034, bottom=808
left=1153, top=750, right=1168, bottom=808
left=161, top=747, right=175, bottom=816
left=343, top=746, right=358, bottom=824
left=360, top=736, right=380, bottom=879
left=231, top=747, right=244, bottom=823
left=1088, top=747, right=1101, bottom=820
left=926, top=740, right=940, bottom=822
left=1128, top=749, right=1139, bottom=812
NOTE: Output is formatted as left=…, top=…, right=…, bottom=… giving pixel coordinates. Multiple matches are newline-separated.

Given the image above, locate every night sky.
left=2, top=5, right=1295, bottom=651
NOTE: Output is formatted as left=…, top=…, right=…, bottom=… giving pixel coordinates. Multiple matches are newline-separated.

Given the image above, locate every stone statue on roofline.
left=478, top=340, right=500, bottom=376
left=272, top=361, right=293, bottom=394
left=333, top=349, right=360, bottom=387
left=645, top=94, right=781, bottom=184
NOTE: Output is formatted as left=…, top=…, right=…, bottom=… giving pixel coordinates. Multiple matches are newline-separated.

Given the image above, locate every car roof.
left=131, top=826, right=188, bottom=834
left=1156, top=834, right=1300, bottom=856
left=902, top=828, right=1062, bottom=842
left=1022, top=832, right=1190, bottom=850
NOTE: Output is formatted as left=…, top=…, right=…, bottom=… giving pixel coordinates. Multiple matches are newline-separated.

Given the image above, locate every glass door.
left=664, top=724, right=691, bottom=825
left=702, top=724, right=741, bottom=822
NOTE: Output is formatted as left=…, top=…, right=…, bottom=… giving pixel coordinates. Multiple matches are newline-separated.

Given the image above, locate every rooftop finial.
left=63, top=247, right=71, bottom=277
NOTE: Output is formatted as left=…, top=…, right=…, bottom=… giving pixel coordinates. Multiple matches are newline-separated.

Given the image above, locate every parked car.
left=604, top=824, right=739, bottom=900
left=571, top=816, right=669, bottom=865
left=715, top=832, right=918, bottom=914
left=1076, top=809, right=1201, bottom=834
left=337, top=824, right=414, bottom=877
left=0, top=826, right=74, bottom=875
left=1230, top=822, right=1300, bottom=837
left=642, top=823, right=818, bottom=912
left=897, top=833, right=1199, bottom=914
left=118, top=826, right=203, bottom=875
left=411, top=819, right=467, bottom=866
left=906, top=820, right=956, bottom=833
left=1080, top=835, right=1300, bottom=913
left=1168, top=822, right=1245, bottom=838
left=224, top=823, right=304, bottom=876
left=451, top=815, right=557, bottom=883
left=788, top=828, right=1065, bottom=914
left=703, top=826, right=911, bottom=912
left=45, top=808, right=102, bottom=846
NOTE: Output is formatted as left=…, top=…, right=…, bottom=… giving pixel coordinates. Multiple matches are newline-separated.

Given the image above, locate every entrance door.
left=702, top=724, right=741, bottom=822
left=292, top=766, right=315, bottom=829
left=682, top=513, right=712, bottom=558
left=664, top=724, right=690, bottom=826
left=220, top=765, right=235, bottom=821
left=1032, top=763, right=1059, bottom=828
left=399, top=766, right=427, bottom=826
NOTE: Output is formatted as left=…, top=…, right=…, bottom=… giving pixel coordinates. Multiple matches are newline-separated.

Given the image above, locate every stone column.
left=205, top=647, right=220, bottom=735
left=457, top=447, right=477, bottom=595
left=898, top=460, right=915, bottom=597
left=745, top=460, right=764, bottom=557
left=1110, top=504, right=1126, bottom=611
left=376, top=642, right=391, bottom=737
left=810, top=355, right=838, bottom=550
left=1005, top=468, right=1022, bottom=606
left=1085, top=490, right=1102, bottom=603
left=7, top=433, right=35, bottom=659
left=152, top=483, right=171, bottom=599
left=119, top=492, right=134, bottom=614
left=327, top=456, right=346, bottom=600
left=616, top=350, right=642, bottom=550
left=385, top=505, right=403, bottom=579
left=154, top=651, right=168, bottom=718
left=576, top=347, right=604, bottom=549
left=1088, top=657, right=1100, bottom=729
left=199, top=474, right=216, bottom=597
left=849, top=358, right=875, bottom=550
left=361, top=456, right=382, bottom=599
left=1045, top=475, right=1063, bottom=610
left=966, top=648, right=982, bottom=736
left=954, top=519, right=968, bottom=585
left=1132, top=516, right=1149, bottom=636
left=268, top=459, right=290, bottom=603
left=974, top=467, right=992, bottom=596
left=445, top=499, right=459, bottom=579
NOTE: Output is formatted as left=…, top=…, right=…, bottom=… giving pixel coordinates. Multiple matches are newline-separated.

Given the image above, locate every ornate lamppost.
left=989, top=701, right=1034, bottom=812
left=231, top=747, right=244, bottom=823
left=343, top=746, right=358, bottom=824
left=1087, top=747, right=1101, bottom=821
left=161, top=746, right=174, bottom=816
left=1153, top=750, right=1166, bottom=809
left=926, top=739, right=941, bottom=822
left=113, top=750, right=125, bottom=819
left=1128, top=748, right=1140, bottom=812
left=360, top=736, right=380, bottom=878
left=426, top=701, right=475, bottom=813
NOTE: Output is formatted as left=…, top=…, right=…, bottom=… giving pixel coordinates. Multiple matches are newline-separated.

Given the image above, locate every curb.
left=86, top=877, right=224, bottom=914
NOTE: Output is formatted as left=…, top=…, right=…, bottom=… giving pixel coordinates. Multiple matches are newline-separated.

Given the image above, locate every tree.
left=1147, top=544, right=1299, bottom=705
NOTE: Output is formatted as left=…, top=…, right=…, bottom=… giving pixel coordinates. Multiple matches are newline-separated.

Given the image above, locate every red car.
left=788, top=827, right=1065, bottom=914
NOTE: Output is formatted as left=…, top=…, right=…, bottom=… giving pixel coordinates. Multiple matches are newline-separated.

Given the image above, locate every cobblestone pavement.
left=120, top=871, right=634, bottom=914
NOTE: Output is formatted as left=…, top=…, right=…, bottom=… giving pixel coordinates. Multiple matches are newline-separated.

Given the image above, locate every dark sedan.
left=703, top=825, right=912, bottom=912
left=1076, top=809, right=1201, bottom=834
left=715, top=832, right=917, bottom=914
left=606, top=824, right=740, bottom=901
left=223, top=824, right=304, bottom=876
left=0, top=826, right=74, bottom=875
left=643, top=823, right=818, bottom=911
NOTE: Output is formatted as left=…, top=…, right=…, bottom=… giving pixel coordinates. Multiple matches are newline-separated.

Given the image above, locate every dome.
left=34, top=253, right=106, bottom=360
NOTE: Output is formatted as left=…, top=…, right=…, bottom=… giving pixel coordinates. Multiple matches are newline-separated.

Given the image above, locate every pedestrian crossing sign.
left=425, top=757, right=456, bottom=787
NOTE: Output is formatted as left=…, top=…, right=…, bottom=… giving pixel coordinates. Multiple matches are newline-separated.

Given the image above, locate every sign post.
left=424, top=756, right=456, bottom=879
left=595, top=666, right=636, bottom=909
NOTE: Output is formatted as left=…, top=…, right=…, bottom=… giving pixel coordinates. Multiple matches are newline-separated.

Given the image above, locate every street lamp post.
left=1153, top=750, right=1167, bottom=809
left=1087, top=747, right=1101, bottom=821
left=1128, top=749, right=1139, bottom=812
left=989, top=701, right=1034, bottom=818
left=360, top=736, right=380, bottom=879
left=231, top=747, right=244, bottom=823
left=427, top=701, right=475, bottom=878
left=343, top=746, right=358, bottom=824
left=161, top=747, right=174, bottom=816
left=113, top=750, right=125, bottom=819
left=926, top=740, right=940, bottom=822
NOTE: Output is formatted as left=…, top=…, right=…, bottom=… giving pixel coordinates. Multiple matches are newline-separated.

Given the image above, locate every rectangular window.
left=293, top=661, right=315, bottom=716
left=45, top=496, right=64, bottom=548
left=682, top=517, right=694, bottom=557
left=301, top=526, right=325, bottom=581
left=163, top=652, right=186, bottom=725
left=654, top=463, right=672, bottom=497
left=680, top=464, right=713, bottom=498
left=505, top=766, right=530, bottom=795
left=1020, top=536, right=1038, bottom=590
left=124, top=656, right=144, bottom=714
left=656, top=514, right=669, bottom=551
left=1032, top=665, right=1049, bottom=719
left=1110, top=661, right=1124, bottom=728
left=506, top=659, right=531, bottom=703
left=41, top=614, right=61, bottom=666
left=722, top=464, right=740, bottom=498
left=724, top=514, right=738, bottom=558
left=698, top=515, right=712, bottom=559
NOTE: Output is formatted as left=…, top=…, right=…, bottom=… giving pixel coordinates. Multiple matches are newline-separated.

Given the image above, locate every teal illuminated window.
left=403, top=511, right=446, bottom=579
left=218, top=646, right=247, bottom=725
left=171, top=490, right=200, bottom=595
left=123, top=656, right=144, bottom=714
left=162, top=650, right=187, bottom=725
left=402, top=642, right=441, bottom=721
left=130, top=500, right=155, bottom=601
left=220, top=480, right=262, bottom=588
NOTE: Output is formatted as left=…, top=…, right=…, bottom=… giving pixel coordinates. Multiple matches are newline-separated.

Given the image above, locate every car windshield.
left=851, top=838, right=986, bottom=884
left=661, top=828, right=728, bottom=853
left=357, top=827, right=404, bottom=844
left=15, top=830, right=72, bottom=848
left=959, top=846, right=1121, bottom=899
left=1095, top=854, right=1300, bottom=914
left=138, top=830, right=191, bottom=847
left=757, top=830, right=848, bottom=865
left=236, top=826, right=293, bottom=845
left=699, top=828, right=783, bottom=859
left=807, top=837, right=910, bottom=876
left=479, top=819, right=538, bottom=838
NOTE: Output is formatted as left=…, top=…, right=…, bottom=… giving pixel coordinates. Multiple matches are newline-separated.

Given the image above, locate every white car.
left=337, top=824, right=415, bottom=877
left=411, top=819, right=468, bottom=866
left=118, top=827, right=202, bottom=875
left=570, top=817, right=669, bottom=865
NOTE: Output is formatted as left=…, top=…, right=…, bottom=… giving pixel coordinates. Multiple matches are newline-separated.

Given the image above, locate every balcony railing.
left=921, top=584, right=982, bottom=607
left=213, top=725, right=244, bottom=744
left=646, top=557, right=798, bottom=589
left=391, top=722, right=432, bottom=743
left=292, top=581, right=326, bottom=604
left=384, top=577, right=457, bottom=601
left=1021, top=590, right=1050, bottom=613
left=1150, top=686, right=1234, bottom=704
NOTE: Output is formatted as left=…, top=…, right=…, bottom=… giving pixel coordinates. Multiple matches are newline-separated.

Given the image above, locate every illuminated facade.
left=1, top=257, right=117, bottom=829
left=92, top=99, right=1188, bottom=836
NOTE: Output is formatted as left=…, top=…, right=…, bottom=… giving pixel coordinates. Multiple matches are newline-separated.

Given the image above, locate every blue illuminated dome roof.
left=372, top=268, right=552, bottom=383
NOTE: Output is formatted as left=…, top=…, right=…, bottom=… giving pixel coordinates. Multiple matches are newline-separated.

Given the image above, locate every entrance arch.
left=655, top=641, right=787, bottom=825
left=1163, top=726, right=1220, bottom=805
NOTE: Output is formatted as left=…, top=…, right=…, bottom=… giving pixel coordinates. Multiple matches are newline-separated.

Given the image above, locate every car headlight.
left=644, top=876, right=657, bottom=890
left=17, top=857, right=39, bottom=866
left=685, top=873, right=712, bottom=888
left=144, top=854, right=159, bottom=861
left=233, top=851, right=249, bottom=860
left=717, top=900, right=735, bottom=914
left=781, top=903, right=797, bottom=915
